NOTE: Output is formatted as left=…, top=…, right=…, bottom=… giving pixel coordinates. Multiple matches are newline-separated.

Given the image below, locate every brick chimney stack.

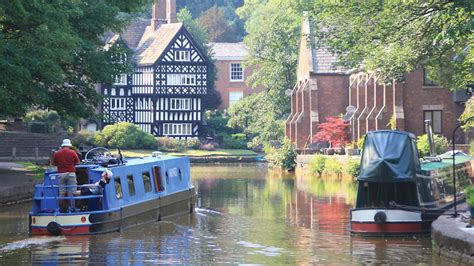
left=151, top=0, right=177, bottom=31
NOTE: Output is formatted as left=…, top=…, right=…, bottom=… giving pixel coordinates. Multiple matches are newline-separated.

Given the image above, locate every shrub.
left=222, top=133, right=247, bottom=149
left=308, top=155, right=327, bottom=177
left=416, top=134, right=450, bottom=157
left=185, top=138, right=201, bottom=149
left=343, top=158, right=360, bottom=178
left=156, top=137, right=186, bottom=152
left=312, top=116, right=350, bottom=148
left=95, top=122, right=157, bottom=149
left=470, top=140, right=474, bottom=156
left=200, top=143, right=216, bottom=151
left=28, top=121, right=48, bottom=133
left=357, top=135, right=365, bottom=149
left=265, top=138, right=296, bottom=171
left=324, top=158, right=342, bottom=177
left=465, top=185, right=474, bottom=207
left=73, top=130, right=97, bottom=148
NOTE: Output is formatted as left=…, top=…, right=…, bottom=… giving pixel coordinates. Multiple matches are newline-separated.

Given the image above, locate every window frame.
left=423, top=110, right=443, bottom=134
left=230, top=63, right=244, bottom=82
left=170, top=98, right=191, bottom=111
left=166, top=74, right=196, bottom=86
left=229, top=91, right=244, bottom=106
left=109, top=98, right=126, bottom=110
left=175, top=50, right=191, bottom=62
left=423, top=69, right=437, bottom=86
left=114, top=74, right=127, bottom=85
left=162, top=123, right=192, bottom=136
left=114, top=176, right=123, bottom=199
left=142, top=171, right=152, bottom=193
left=127, top=175, right=135, bottom=196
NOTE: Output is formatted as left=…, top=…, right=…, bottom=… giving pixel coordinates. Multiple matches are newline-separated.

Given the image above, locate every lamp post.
left=452, top=116, right=474, bottom=217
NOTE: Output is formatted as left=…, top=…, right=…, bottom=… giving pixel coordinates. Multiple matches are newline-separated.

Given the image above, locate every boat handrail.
left=388, top=201, right=457, bottom=213
left=34, top=194, right=103, bottom=200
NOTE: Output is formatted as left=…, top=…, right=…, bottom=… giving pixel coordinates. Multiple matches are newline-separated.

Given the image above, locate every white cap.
left=61, top=139, right=72, bottom=147
left=103, top=169, right=113, bottom=179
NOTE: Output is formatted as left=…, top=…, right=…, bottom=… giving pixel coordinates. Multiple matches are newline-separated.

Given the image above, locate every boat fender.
left=374, top=211, right=387, bottom=225
left=46, top=221, right=62, bottom=236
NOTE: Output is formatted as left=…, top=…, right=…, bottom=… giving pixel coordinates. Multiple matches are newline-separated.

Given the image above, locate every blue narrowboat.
left=29, top=150, right=196, bottom=236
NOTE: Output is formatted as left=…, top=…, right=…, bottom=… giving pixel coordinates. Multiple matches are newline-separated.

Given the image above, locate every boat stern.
left=350, top=208, right=429, bottom=235
left=29, top=213, right=92, bottom=236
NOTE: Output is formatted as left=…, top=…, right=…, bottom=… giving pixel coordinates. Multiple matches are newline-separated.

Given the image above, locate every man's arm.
left=51, top=152, right=57, bottom=166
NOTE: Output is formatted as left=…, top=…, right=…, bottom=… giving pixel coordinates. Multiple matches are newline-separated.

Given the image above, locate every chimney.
left=151, top=0, right=177, bottom=30
left=151, top=0, right=167, bottom=31
left=166, top=0, right=177, bottom=24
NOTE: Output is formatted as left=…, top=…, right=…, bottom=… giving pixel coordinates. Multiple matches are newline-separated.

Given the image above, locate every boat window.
left=153, top=166, right=165, bottom=192
left=143, top=172, right=152, bottom=192
left=114, top=177, right=123, bottom=199
left=127, top=175, right=135, bottom=196
left=356, top=182, right=419, bottom=208
left=165, top=171, right=169, bottom=184
left=178, top=169, right=182, bottom=182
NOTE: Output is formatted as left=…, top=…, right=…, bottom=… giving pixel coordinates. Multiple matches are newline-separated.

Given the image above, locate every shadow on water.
left=0, top=164, right=444, bottom=264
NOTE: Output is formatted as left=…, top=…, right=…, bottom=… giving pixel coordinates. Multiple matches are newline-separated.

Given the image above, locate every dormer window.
left=114, top=74, right=127, bottom=85
left=175, top=50, right=190, bottom=62
left=423, top=69, right=437, bottom=86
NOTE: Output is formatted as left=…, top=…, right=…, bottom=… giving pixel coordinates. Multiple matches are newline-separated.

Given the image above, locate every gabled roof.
left=134, top=23, right=183, bottom=66
left=304, top=18, right=348, bottom=75
left=106, top=19, right=184, bottom=66
left=209, top=42, right=248, bottom=60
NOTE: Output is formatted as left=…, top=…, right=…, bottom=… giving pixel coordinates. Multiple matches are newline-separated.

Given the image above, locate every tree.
left=460, top=97, right=474, bottom=129
left=177, top=8, right=222, bottom=110
left=198, top=5, right=239, bottom=42
left=312, top=117, right=350, bottom=148
left=308, top=1, right=473, bottom=90
left=227, top=92, right=284, bottom=146
left=237, top=0, right=303, bottom=115
left=0, top=0, right=149, bottom=119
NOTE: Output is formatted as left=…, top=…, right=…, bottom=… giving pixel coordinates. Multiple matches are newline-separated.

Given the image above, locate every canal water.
left=0, top=164, right=447, bottom=264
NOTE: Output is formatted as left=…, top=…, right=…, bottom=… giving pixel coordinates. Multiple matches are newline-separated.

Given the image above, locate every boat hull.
left=350, top=208, right=434, bottom=235
left=30, top=188, right=196, bottom=236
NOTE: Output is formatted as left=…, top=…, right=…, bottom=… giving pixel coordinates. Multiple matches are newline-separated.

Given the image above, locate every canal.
left=0, top=164, right=449, bottom=264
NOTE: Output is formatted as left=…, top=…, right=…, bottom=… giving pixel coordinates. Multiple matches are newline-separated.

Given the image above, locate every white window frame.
left=175, top=50, right=190, bottom=62
left=163, top=123, right=192, bottom=136
left=170, top=98, right=191, bottom=110
left=167, top=74, right=196, bottom=86
left=114, top=74, right=127, bottom=85
left=110, top=98, right=126, bottom=110
left=229, top=91, right=244, bottom=106
left=230, top=63, right=244, bottom=82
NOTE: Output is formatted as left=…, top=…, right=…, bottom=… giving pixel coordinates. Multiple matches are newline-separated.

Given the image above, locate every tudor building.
left=101, top=0, right=208, bottom=138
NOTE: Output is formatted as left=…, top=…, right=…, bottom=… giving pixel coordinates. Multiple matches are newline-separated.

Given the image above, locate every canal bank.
left=0, top=162, right=40, bottom=206
left=432, top=203, right=474, bottom=264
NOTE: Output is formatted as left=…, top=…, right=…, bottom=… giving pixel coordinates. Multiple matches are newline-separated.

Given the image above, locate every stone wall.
left=0, top=131, right=67, bottom=160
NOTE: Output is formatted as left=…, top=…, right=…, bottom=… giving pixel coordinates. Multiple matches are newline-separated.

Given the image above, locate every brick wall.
left=0, top=131, right=67, bottom=159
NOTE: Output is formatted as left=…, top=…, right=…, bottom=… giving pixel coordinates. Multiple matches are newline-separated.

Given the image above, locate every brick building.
left=210, top=42, right=264, bottom=109
left=286, top=18, right=470, bottom=151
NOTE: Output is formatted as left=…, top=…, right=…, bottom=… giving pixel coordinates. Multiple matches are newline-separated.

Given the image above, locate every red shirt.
left=52, top=148, right=80, bottom=173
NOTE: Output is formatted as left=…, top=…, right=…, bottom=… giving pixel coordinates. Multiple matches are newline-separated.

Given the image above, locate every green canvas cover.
left=358, top=131, right=421, bottom=182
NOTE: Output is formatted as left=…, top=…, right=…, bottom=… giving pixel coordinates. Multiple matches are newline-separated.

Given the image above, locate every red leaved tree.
left=312, top=116, right=350, bottom=148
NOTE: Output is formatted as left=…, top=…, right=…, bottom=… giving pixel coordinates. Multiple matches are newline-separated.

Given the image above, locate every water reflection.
left=0, top=163, right=438, bottom=264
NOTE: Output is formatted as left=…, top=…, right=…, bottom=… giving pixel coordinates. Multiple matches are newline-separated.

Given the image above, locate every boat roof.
left=421, top=153, right=473, bottom=172
left=358, top=130, right=421, bottom=182
left=80, top=155, right=187, bottom=173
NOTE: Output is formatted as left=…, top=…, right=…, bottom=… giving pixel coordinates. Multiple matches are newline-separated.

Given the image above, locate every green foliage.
left=95, top=122, right=157, bottom=149
left=201, top=110, right=233, bottom=138
left=227, top=92, right=284, bottom=146
left=343, top=158, right=360, bottom=178
left=357, top=135, right=366, bottom=150
left=198, top=5, right=241, bottom=42
left=265, top=138, right=296, bottom=171
left=177, top=8, right=222, bottom=110
left=73, top=130, right=97, bottom=148
left=310, top=1, right=473, bottom=91
left=465, top=185, right=474, bottom=207
left=470, top=140, right=474, bottom=156
left=0, top=0, right=148, bottom=119
left=460, top=97, right=474, bottom=129
left=323, top=158, right=342, bottom=177
left=237, top=0, right=304, bottom=115
left=308, top=155, right=327, bottom=177
left=222, top=133, right=247, bottom=149
left=416, top=134, right=450, bottom=157
left=156, top=137, right=202, bottom=152
left=387, top=115, right=396, bottom=130
left=28, top=121, right=48, bottom=133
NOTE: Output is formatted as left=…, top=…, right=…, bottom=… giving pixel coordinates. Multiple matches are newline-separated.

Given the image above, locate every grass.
left=112, top=149, right=258, bottom=158
left=17, top=162, right=45, bottom=180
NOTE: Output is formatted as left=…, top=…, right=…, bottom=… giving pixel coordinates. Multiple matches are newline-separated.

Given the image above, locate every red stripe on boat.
left=31, top=226, right=90, bottom=236
left=351, top=222, right=423, bottom=234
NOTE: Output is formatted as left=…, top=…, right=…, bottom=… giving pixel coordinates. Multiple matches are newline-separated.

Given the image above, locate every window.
left=175, top=50, right=190, bottom=61
left=424, top=110, right=442, bottom=134
left=170, top=98, right=191, bottom=110
left=142, top=172, right=152, bottom=192
left=127, top=175, right=135, bottom=196
left=230, top=63, right=244, bottom=82
left=110, top=98, right=126, bottom=110
left=167, top=74, right=196, bottom=85
left=163, top=123, right=192, bottom=136
left=114, top=74, right=127, bottom=85
left=114, top=177, right=123, bottom=199
left=153, top=166, right=165, bottom=192
left=423, top=69, right=437, bottom=86
left=229, top=91, right=244, bottom=106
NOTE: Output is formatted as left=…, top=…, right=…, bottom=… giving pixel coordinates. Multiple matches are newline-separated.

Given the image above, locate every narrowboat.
left=29, top=149, right=196, bottom=236
left=350, top=130, right=473, bottom=235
